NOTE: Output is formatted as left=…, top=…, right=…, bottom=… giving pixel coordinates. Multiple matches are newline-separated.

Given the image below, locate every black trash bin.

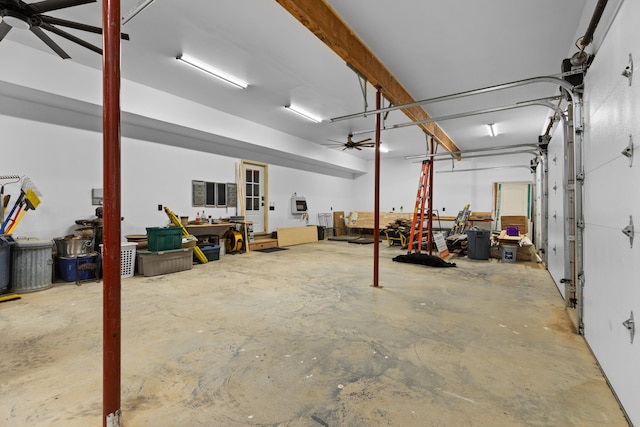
left=466, top=229, right=490, bottom=260
left=0, top=234, right=16, bottom=293
left=317, top=225, right=326, bottom=240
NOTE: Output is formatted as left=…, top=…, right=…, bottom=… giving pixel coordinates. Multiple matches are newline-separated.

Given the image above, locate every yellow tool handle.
left=164, top=206, right=208, bottom=264
left=6, top=210, right=26, bottom=234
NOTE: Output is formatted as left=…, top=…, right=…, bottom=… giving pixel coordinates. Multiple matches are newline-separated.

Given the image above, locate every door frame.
left=240, top=160, right=269, bottom=233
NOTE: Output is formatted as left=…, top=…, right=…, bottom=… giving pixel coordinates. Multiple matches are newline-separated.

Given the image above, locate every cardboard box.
left=500, top=215, right=528, bottom=235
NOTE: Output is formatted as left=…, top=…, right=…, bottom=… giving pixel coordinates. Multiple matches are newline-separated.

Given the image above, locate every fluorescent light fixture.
left=379, top=145, right=389, bottom=153
left=176, top=54, right=248, bottom=89
left=487, top=123, right=497, bottom=137
left=122, top=0, right=156, bottom=25
left=284, top=105, right=321, bottom=123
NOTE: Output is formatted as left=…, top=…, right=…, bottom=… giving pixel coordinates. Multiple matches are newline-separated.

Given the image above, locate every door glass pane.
left=253, top=198, right=260, bottom=210
left=205, top=182, right=215, bottom=206
left=216, top=183, right=226, bottom=206
left=253, top=170, right=260, bottom=182
left=246, top=183, right=252, bottom=196
left=246, top=169, right=252, bottom=183
left=246, top=197, right=252, bottom=211
left=253, top=184, right=259, bottom=197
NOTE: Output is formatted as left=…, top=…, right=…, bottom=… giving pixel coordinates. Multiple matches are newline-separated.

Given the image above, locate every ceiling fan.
left=0, top=0, right=129, bottom=59
left=324, top=133, right=375, bottom=151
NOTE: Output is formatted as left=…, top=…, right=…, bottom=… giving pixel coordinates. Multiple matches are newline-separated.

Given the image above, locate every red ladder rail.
left=407, top=159, right=433, bottom=253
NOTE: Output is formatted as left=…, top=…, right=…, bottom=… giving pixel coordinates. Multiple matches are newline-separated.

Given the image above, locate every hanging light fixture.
left=122, top=0, right=157, bottom=25
left=487, top=123, right=497, bottom=137
left=176, top=54, right=248, bottom=89
left=284, top=105, right=322, bottom=123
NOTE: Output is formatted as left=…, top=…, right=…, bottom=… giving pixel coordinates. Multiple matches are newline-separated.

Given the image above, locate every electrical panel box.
left=291, top=194, right=308, bottom=214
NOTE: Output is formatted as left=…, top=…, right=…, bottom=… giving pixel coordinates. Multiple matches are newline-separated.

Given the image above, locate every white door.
left=495, top=182, right=532, bottom=235
left=581, top=3, right=639, bottom=423
left=243, top=163, right=265, bottom=233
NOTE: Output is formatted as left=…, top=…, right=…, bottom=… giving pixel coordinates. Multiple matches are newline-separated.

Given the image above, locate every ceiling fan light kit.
left=284, top=104, right=322, bottom=123
left=176, top=54, right=248, bottom=89
left=1, top=10, right=31, bottom=30
left=0, top=0, right=129, bottom=59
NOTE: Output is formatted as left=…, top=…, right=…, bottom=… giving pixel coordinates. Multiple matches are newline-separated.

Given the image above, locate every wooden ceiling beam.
left=276, top=0, right=461, bottom=157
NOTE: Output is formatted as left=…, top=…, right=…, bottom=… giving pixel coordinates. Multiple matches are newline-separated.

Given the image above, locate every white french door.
left=242, top=162, right=266, bottom=233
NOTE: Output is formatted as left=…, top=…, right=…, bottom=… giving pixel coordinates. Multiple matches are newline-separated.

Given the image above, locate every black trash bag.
left=392, top=253, right=457, bottom=268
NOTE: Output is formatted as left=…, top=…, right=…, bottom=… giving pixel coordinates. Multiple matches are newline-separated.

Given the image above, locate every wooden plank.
left=346, top=211, right=494, bottom=230
left=500, top=215, right=528, bottom=234
left=249, top=239, right=279, bottom=250
left=275, top=0, right=461, bottom=158
left=333, top=211, right=347, bottom=236
left=277, top=226, right=319, bottom=247
left=347, top=211, right=413, bottom=229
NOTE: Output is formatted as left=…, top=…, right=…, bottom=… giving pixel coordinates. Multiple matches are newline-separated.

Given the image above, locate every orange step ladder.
left=407, top=159, right=434, bottom=254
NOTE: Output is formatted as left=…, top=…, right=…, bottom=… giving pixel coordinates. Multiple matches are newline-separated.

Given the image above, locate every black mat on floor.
left=392, top=253, right=457, bottom=267
left=327, top=236, right=357, bottom=242
left=348, top=237, right=382, bottom=244
left=254, top=247, right=289, bottom=253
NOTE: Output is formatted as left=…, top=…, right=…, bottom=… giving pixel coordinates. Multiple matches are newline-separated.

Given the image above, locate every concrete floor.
left=0, top=240, right=629, bottom=426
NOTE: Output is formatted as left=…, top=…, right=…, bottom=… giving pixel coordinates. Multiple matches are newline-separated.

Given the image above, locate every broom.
left=5, top=189, right=41, bottom=234
left=0, top=174, right=20, bottom=226
left=1, top=177, right=42, bottom=234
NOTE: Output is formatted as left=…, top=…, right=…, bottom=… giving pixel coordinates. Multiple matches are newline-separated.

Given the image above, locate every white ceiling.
left=1, top=0, right=601, bottom=164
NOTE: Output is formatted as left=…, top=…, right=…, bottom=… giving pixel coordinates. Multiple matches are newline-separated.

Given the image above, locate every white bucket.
left=501, top=244, right=518, bottom=262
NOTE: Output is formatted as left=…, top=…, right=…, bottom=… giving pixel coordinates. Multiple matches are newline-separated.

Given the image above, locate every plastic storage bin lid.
left=0, top=234, right=16, bottom=246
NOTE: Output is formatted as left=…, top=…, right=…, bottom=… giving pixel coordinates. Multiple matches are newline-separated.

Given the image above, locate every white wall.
left=0, top=113, right=355, bottom=240
left=267, top=165, right=356, bottom=231
left=353, top=155, right=534, bottom=220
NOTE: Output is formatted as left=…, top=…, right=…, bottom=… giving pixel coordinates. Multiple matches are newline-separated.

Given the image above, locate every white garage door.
left=545, top=125, right=567, bottom=297
left=582, top=1, right=639, bottom=424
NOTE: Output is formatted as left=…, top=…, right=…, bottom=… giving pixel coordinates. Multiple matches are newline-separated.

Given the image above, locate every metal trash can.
left=466, top=229, right=490, bottom=260
left=11, top=238, right=53, bottom=293
left=0, top=234, right=16, bottom=293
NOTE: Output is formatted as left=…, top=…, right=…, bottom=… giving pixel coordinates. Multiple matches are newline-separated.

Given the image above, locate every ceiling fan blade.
left=356, top=138, right=372, bottom=143
left=40, top=15, right=130, bottom=40
left=355, top=146, right=362, bottom=151
left=0, top=21, right=12, bottom=41
left=30, top=26, right=70, bottom=59
left=41, top=22, right=102, bottom=55
left=29, top=0, right=96, bottom=14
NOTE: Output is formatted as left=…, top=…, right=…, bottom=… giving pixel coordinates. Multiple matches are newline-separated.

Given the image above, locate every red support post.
left=372, top=88, right=382, bottom=288
left=102, top=0, right=122, bottom=425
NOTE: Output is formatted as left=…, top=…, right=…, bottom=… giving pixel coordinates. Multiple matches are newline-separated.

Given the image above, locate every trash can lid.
left=0, top=234, right=16, bottom=246
left=14, top=237, right=54, bottom=248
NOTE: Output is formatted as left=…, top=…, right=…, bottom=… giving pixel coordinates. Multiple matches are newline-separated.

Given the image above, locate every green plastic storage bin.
left=146, top=226, right=182, bottom=252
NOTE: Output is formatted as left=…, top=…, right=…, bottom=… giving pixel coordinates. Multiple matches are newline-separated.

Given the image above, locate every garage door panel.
left=546, top=126, right=566, bottom=291
left=585, top=84, right=637, bottom=170
left=584, top=163, right=634, bottom=224
left=585, top=294, right=640, bottom=425
left=584, top=0, right=639, bottom=116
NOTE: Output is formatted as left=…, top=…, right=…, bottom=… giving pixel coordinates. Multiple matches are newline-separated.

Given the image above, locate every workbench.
left=185, top=222, right=252, bottom=251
